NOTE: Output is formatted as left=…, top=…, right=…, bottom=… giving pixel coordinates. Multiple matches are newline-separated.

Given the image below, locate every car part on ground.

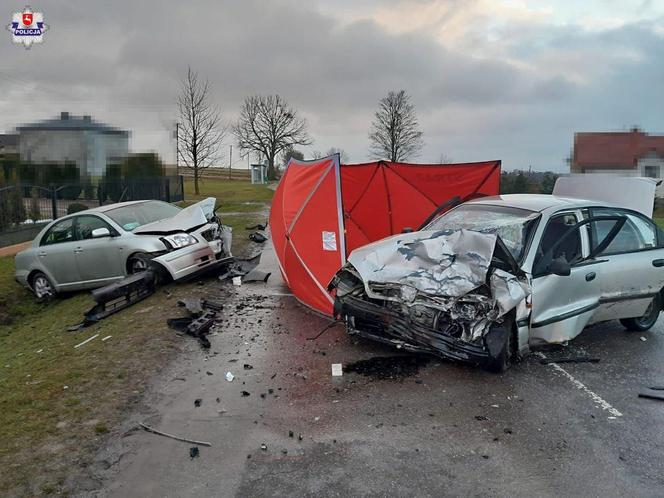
left=249, top=232, right=267, bottom=243
left=167, top=298, right=224, bottom=349
left=330, top=229, right=530, bottom=371
left=68, top=270, right=158, bottom=330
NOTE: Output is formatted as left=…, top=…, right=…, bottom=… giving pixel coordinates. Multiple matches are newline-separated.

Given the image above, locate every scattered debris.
left=190, top=447, right=200, bottom=459
left=74, top=333, right=99, bottom=349
left=206, top=371, right=213, bottom=376
left=345, top=355, right=430, bottom=380
left=226, top=372, right=235, bottom=382
left=194, top=398, right=202, bottom=407
left=69, top=271, right=157, bottom=330
left=331, top=364, right=343, bottom=377
left=241, top=391, right=250, bottom=397
left=246, top=223, right=267, bottom=231
left=232, top=276, right=242, bottom=286
left=243, top=364, right=253, bottom=370
left=289, top=431, right=294, bottom=438
left=649, top=386, right=664, bottom=391
left=167, top=309, right=217, bottom=349
left=539, top=356, right=600, bottom=365
left=475, top=415, right=488, bottom=421
left=101, top=335, right=112, bottom=342
left=638, top=392, right=664, bottom=402
left=307, top=321, right=342, bottom=341
left=242, top=269, right=272, bottom=283
left=260, top=443, right=267, bottom=451
left=640, top=336, right=648, bottom=342
left=178, top=298, right=204, bottom=316
left=139, top=422, right=212, bottom=447
left=249, top=232, right=268, bottom=243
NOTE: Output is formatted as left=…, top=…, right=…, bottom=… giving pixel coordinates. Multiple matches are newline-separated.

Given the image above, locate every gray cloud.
left=0, top=0, right=662, bottom=170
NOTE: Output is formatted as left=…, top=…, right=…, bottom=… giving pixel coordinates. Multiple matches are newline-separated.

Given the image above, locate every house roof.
left=573, top=130, right=664, bottom=170
left=0, top=134, right=18, bottom=148
left=17, top=112, right=129, bottom=136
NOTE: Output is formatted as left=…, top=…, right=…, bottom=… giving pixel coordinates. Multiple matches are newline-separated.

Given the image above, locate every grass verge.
left=0, top=178, right=273, bottom=495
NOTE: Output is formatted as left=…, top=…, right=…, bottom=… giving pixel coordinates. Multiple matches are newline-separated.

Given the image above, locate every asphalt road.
left=84, top=244, right=664, bottom=497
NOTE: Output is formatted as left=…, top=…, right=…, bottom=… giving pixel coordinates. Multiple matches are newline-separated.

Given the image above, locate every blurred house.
left=0, top=134, right=19, bottom=156
left=571, top=129, right=664, bottom=196
left=17, top=112, right=129, bottom=177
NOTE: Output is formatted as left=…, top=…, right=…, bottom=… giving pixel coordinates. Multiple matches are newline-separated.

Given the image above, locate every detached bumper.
left=335, top=295, right=491, bottom=365
left=154, top=238, right=232, bottom=281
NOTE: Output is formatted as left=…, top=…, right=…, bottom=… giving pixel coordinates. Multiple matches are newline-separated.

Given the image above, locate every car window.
left=534, top=213, right=581, bottom=268
left=41, top=218, right=75, bottom=246
left=590, top=207, right=656, bottom=254
left=426, top=204, right=540, bottom=262
left=76, top=215, right=114, bottom=240
left=104, top=201, right=181, bottom=232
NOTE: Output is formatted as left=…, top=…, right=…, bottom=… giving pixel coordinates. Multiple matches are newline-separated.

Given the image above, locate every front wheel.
left=483, top=321, right=515, bottom=373
left=620, top=294, right=661, bottom=332
left=127, top=252, right=152, bottom=274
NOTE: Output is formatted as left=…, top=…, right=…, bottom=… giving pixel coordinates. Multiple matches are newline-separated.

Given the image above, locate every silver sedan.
left=14, top=197, right=232, bottom=299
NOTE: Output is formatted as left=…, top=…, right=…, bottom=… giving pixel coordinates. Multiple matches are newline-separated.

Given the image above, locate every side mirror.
left=548, top=256, right=571, bottom=276
left=91, top=227, right=111, bottom=238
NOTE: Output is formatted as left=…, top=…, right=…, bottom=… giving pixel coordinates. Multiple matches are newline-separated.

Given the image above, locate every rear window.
left=105, top=201, right=181, bottom=231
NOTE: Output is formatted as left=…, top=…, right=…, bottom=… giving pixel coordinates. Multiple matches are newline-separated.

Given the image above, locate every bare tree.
left=369, top=90, right=424, bottom=162
left=325, top=147, right=349, bottom=163
left=233, top=95, right=312, bottom=180
left=177, top=67, right=226, bottom=195
left=438, top=153, right=453, bottom=164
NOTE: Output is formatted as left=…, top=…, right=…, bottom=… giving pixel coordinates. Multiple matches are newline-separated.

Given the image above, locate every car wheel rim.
left=34, top=276, right=53, bottom=298
left=131, top=258, right=148, bottom=273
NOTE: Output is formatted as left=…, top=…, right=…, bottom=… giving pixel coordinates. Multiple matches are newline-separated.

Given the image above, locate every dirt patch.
left=345, top=355, right=431, bottom=380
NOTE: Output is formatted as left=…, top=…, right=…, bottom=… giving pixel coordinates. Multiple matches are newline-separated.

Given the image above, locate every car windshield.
left=426, top=204, right=540, bottom=262
left=105, top=201, right=181, bottom=232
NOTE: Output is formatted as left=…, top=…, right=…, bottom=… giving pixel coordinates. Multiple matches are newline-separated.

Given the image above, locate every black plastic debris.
left=246, top=223, right=267, bottom=231
left=345, top=355, right=431, bottom=380
left=249, top=232, right=268, bottom=243
left=260, top=443, right=267, bottom=451
left=190, top=447, right=200, bottom=459
left=69, top=270, right=157, bottom=330
left=194, top=398, right=202, bottom=407
left=475, top=415, right=488, bottom=421
left=241, top=391, right=250, bottom=397
left=178, top=298, right=204, bottom=316
left=167, top=301, right=219, bottom=349
left=243, top=364, right=253, bottom=370
left=289, top=431, right=294, bottom=438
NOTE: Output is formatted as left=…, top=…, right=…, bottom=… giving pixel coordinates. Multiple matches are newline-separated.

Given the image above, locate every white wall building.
left=17, top=112, right=129, bottom=177
left=571, top=129, right=664, bottom=197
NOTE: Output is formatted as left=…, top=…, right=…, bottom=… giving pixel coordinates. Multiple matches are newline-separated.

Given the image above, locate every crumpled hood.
left=134, top=197, right=216, bottom=234
left=348, top=229, right=499, bottom=298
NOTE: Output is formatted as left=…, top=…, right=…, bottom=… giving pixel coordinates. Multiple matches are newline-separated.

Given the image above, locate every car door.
left=586, top=207, right=664, bottom=322
left=529, top=211, right=604, bottom=344
left=73, top=214, right=125, bottom=284
left=38, top=217, right=80, bottom=286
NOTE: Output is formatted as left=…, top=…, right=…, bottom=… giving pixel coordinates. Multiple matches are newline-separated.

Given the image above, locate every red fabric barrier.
left=269, top=156, right=501, bottom=315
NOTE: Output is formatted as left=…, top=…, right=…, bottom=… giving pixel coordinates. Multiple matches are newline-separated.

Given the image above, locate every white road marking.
left=535, top=352, right=623, bottom=418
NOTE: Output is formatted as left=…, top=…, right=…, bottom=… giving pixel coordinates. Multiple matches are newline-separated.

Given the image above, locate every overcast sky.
left=2, top=0, right=663, bottom=171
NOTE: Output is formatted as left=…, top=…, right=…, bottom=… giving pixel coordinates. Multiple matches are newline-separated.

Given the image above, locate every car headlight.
left=164, top=233, right=198, bottom=249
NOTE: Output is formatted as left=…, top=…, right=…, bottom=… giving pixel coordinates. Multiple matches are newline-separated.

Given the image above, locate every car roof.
left=464, top=194, right=608, bottom=213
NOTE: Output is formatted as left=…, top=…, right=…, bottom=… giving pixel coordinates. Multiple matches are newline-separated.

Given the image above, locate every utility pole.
left=229, top=144, right=232, bottom=180
left=175, top=122, right=179, bottom=176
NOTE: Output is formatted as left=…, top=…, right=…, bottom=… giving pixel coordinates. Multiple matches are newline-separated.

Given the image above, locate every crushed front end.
left=329, top=229, right=531, bottom=367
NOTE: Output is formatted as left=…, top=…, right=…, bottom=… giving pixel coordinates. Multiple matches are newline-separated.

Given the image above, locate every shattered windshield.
left=105, top=201, right=181, bottom=232
left=426, top=204, right=540, bottom=262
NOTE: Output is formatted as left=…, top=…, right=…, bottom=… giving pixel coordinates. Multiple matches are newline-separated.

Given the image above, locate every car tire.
left=127, top=252, right=152, bottom=275
left=31, top=271, right=56, bottom=302
left=620, top=294, right=661, bottom=332
left=484, top=321, right=515, bottom=373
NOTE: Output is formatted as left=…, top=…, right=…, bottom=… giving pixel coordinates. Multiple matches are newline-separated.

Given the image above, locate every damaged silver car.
left=14, top=197, right=232, bottom=299
left=330, top=194, right=664, bottom=371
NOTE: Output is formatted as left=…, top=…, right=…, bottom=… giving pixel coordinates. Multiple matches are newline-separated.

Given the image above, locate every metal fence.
left=0, top=176, right=184, bottom=247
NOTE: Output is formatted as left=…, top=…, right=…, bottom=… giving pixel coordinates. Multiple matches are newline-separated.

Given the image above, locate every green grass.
left=0, top=178, right=273, bottom=495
